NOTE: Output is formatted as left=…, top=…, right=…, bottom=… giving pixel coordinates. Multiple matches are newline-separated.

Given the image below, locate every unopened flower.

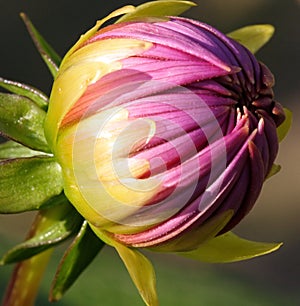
left=0, top=2, right=292, bottom=306
left=45, top=3, right=285, bottom=252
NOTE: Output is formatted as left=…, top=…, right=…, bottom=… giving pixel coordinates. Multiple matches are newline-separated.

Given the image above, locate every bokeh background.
left=0, top=0, right=299, bottom=305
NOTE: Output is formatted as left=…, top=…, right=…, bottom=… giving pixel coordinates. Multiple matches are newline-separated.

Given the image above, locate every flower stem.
left=2, top=204, right=68, bottom=306
left=2, top=249, right=53, bottom=306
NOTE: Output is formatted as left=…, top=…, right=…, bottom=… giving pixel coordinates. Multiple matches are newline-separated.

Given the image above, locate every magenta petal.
left=57, top=13, right=286, bottom=249
left=113, top=124, right=253, bottom=247
left=219, top=138, right=265, bottom=233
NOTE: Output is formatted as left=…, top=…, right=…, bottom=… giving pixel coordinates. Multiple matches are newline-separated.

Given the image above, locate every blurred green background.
left=0, top=0, right=299, bottom=305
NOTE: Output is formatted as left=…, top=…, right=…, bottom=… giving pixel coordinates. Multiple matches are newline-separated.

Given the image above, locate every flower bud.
left=45, top=11, right=285, bottom=250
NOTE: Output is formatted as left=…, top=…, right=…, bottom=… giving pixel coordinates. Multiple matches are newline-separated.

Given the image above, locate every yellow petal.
left=44, top=39, right=152, bottom=151
left=62, top=5, right=136, bottom=65
left=55, top=108, right=163, bottom=232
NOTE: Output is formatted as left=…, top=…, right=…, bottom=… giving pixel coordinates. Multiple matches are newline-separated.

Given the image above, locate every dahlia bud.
left=44, top=5, right=286, bottom=252
left=0, top=2, right=291, bottom=305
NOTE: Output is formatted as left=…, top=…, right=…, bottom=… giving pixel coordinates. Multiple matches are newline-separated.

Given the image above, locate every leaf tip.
left=19, top=12, right=28, bottom=23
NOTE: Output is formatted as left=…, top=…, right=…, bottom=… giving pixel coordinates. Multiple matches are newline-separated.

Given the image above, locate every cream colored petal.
left=61, top=5, right=136, bottom=64
left=44, top=39, right=152, bottom=151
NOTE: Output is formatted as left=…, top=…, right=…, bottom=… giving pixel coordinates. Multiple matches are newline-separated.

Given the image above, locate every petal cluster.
left=46, top=16, right=285, bottom=249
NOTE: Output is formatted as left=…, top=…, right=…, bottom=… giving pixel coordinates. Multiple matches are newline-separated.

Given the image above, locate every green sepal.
left=0, top=93, right=50, bottom=152
left=227, top=24, right=274, bottom=54
left=0, top=199, right=83, bottom=265
left=115, top=244, right=158, bottom=306
left=178, top=231, right=282, bottom=263
left=0, top=77, right=48, bottom=110
left=0, top=156, right=63, bottom=213
left=116, top=0, right=196, bottom=23
left=277, top=107, right=292, bottom=142
left=266, top=163, right=281, bottom=179
left=20, top=13, right=62, bottom=78
left=90, top=227, right=159, bottom=306
left=49, top=221, right=105, bottom=302
left=0, top=140, right=47, bottom=160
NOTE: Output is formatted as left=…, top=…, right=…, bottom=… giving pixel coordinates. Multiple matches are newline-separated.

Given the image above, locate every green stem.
left=2, top=204, right=69, bottom=306
left=2, top=249, right=53, bottom=306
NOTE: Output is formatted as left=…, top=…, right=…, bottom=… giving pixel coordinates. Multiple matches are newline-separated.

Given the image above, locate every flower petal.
left=45, top=40, right=152, bottom=152
left=61, top=5, right=136, bottom=65
left=150, top=210, right=233, bottom=252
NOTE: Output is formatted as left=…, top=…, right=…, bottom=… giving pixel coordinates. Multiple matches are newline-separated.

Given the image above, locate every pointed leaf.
left=179, top=231, right=282, bottom=263
left=0, top=77, right=48, bottom=110
left=0, top=93, right=50, bottom=152
left=90, top=227, right=158, bottom=306
left=50, top=221, right=104, bottom=301
left=20, top=13, right=61, bottom=77
left=227, top=24, right=275, bottom=54
left=0, top=198, right=83, bottom=264
left=0, top=156, right=63, bottom=213
left=117, top=0, right=197, bottom=23
left=0, top=140, right=46, bottom=160
left=277, top=107, right=292, bottom=142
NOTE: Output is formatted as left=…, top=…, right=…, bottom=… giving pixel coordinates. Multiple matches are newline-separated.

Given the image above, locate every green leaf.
left=0, top=77, right=48, bottom=110
left=50, top=221, right=104, bottom=302
left=90, top=227, right=158, bottom=306
left=227, top=24, right=275, bottom=54
left=20, top=13, right=61, bottom=78
left=0, top=93, right=50, bottom=152
left=0, top=198, right=83, bottom=264
left=0, top=156, right=63, bottom=213
left=179, top=232, right=282, bottom=263
left=0, top=140, right=46, bottom=160
left=116, top=0, right=197, bottom=23
left=277, top=107, right=292, bottom=142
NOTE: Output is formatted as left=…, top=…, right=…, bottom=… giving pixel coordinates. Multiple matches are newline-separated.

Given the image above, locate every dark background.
left=1, top=1, right=300, bottom=305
